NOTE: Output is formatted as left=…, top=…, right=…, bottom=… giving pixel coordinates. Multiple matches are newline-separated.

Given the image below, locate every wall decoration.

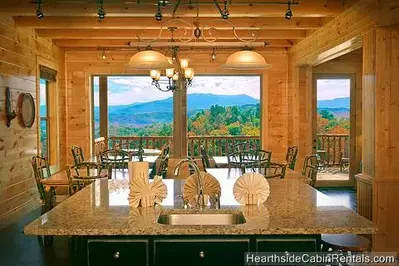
left=5, top=87, right=17, bottom=127
left=18, top=93, right=35, bottom=128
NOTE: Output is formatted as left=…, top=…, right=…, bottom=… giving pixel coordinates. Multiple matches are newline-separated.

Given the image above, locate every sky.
left=317, top=79, right=350, bottom=100
left=93, top=75, right=261, bottom=106
left=92, top=76, right=350, bottom=106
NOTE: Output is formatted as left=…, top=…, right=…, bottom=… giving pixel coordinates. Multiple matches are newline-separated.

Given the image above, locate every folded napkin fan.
left=128, top=174, right=167, bottom=207
left=233, top=172, right=270, bottom=205
left=183, top=172, right=221, bottom=207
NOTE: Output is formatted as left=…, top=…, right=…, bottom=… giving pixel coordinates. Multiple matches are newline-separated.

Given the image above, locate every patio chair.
left=242, top=149, right=272, bottom=172
left=200, top=144, right=218, bottom=168
left=285, top=145, right=298, bottom=170
left=339, top=144, right=349, bottom=172
left=71, top=145, right=85, bottom=165
left=70, top=162, right=111, bottom=190
left=265, top=162, right=287, bottom=179
left=302, top=155, right=319, bottom=187
left=31, top=156, right=73, bottom=213
left=100, top=149, right=130, bottom=170
left=94, top=137, right=107, bottom=163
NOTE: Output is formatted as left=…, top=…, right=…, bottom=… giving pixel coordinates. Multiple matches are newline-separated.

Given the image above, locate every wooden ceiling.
left=0, top=0, right=359, bottom=50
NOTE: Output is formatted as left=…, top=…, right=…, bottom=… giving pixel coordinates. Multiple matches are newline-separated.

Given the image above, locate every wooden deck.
left=317, top=167, right=349, bottom=181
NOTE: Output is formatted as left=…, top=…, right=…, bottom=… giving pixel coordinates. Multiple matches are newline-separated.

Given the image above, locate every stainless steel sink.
left=157, top=212, right=246, bottom=226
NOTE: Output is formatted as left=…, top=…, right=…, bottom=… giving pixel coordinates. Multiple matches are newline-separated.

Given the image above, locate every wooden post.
left=172, top=79, right=187, bottom=158
left=99, top=76, right=108, bottom=142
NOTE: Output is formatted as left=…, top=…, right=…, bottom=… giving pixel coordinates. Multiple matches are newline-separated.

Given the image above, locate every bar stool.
left=321, top=234, right=370, bottom=252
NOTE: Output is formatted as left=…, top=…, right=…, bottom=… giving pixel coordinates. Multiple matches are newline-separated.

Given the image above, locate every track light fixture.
left=285, top=1, right=293, bottom=20
left=101, top=49, right=107, bottom=60
left=221, top=0, right=229, bottom=20
left=155, top=2, right=163, bottom=21
left=35, top=0, right=44, bottom=19
left=97, top=0, right=106, bottom=20
left=210, top=48, right=217, bottom=62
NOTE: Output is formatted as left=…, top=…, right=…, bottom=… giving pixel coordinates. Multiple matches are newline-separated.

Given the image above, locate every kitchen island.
left=24, top=168, right=375, bottom=266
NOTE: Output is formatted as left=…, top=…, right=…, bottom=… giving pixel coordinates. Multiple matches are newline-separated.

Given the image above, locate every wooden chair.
left=69, top=162, right=111, bottom=190
left=31, top=156, right=73, bottom=213
left=242, top=149, right=272, bottom=172
left=200, top=145, right=217, bottom=168
left=227, top=151, right=243, bottom=169
left=339, top=144, right=349, bottom=172
left=285, top=145, right=298, bottom=170
left=151, top=155, right=168, bottom=178
left=265, top=162, right=287, bottom=179
left=71, top=145, right=85, bottom=165
left=302, top=155, right=319, bottom=187
left=94, top=137, right=107, bottom=163
left=100, top=149, right=130, bottom=170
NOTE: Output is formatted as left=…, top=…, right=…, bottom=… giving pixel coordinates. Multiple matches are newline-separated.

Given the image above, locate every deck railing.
left=316, top=134, right=349, bottom=166
left=108, top=135, right=260, bottom=157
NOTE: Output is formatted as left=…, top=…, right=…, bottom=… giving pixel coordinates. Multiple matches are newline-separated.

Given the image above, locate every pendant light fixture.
left=128, top=47, right=172, bottom=70
left=223, top=48, right=272, bottom=70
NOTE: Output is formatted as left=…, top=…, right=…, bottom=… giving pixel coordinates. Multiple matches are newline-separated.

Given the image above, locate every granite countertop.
left=24, top=168, right=375, bottom=236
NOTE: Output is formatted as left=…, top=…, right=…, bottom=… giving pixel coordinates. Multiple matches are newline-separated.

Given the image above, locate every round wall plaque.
left=19, top=93, right=35, bottom=128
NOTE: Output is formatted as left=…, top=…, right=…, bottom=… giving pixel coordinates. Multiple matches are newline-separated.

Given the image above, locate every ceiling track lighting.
left=101, top=49, right=107, bottom=60
left=35, top=0, right=44, bottom=19
left=213, top=0, right=229, bottom=20
left=97, top=0, right=106, bottom=20
left=155, top=2, right=163, bottom=21
left=210, top=48, right=217, bottom=62
left=285, top=1, right=293, bottom=20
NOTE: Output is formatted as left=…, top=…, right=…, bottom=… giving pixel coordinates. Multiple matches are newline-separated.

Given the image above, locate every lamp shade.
left=128, top=50, right=172, bottom=70
left=223, top=50, right=272, bottom=70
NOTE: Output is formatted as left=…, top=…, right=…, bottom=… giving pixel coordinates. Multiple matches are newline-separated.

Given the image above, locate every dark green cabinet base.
left=77, top=235, right=321, bottom=266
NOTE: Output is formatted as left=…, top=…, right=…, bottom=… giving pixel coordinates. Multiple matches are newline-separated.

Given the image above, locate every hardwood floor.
left=0, top=188, right=357, bottom=266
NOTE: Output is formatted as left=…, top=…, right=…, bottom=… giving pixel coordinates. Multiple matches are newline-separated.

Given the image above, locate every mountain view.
left=317, top=97, right=350, bottom=134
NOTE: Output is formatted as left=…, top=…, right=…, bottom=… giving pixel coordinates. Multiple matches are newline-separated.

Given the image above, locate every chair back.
left=153, top=155, right=168, bottom=177
left=302, top=155, right=318, bottom=187
left=231, top=141, right=248, bottom=153
left=265, top=163, right=287, bottom=179
left=286, top=145, right=299, bottom=170
left=200, top=144, right=218, bottom=168
left=64, top=165, right=78, bottom=195
left=31, top=156, right=51, bottom=200
left=71, top=145, right=85, bottom=165
left=242, top=149, right=272, bottom=168
left=94, top=137, right=107, bottom=162
left=161, top=144, right=170, bottom=157
left=227, top=151, right=242, bottom=168
left=100, top=149, right=130, bottom=169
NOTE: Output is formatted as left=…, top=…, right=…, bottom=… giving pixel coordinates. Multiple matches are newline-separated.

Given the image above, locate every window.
left=93, top=75, right=173, bottom=138
left=187, top=76, right=261, bottom=137
left=39, top=79, right=49, bottom=158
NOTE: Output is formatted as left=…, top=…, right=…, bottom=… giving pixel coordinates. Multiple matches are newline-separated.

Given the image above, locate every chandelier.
left=126, top=0, right=295, bottom=89
left=128, top=45, right=194, bottom=92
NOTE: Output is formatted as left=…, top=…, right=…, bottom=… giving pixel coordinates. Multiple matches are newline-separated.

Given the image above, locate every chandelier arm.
left=213, top=0, right=224, bottom=18
left=172, top=0, right=182, bottom=18
left=136, top=18, right=195, bottom=44
left=232, top=26, right=260, bottom=43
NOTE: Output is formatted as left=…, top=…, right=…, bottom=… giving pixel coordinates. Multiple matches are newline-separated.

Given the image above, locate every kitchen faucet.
left=173, top=159, right=205, bottom=209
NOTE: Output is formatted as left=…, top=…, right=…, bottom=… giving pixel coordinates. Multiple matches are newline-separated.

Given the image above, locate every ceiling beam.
left=0, top=0, right=352, bottom=17
left=37, top=29, right=307, bottom=40
left=53, top=39, right=294, bottom=48
left=15, top=16, right=324, bottom=30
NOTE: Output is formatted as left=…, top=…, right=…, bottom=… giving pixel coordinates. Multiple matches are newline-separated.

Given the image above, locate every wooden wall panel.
left=0, top=15, right=65, bottom=228
left=65, top=49, right=289, bottom=163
